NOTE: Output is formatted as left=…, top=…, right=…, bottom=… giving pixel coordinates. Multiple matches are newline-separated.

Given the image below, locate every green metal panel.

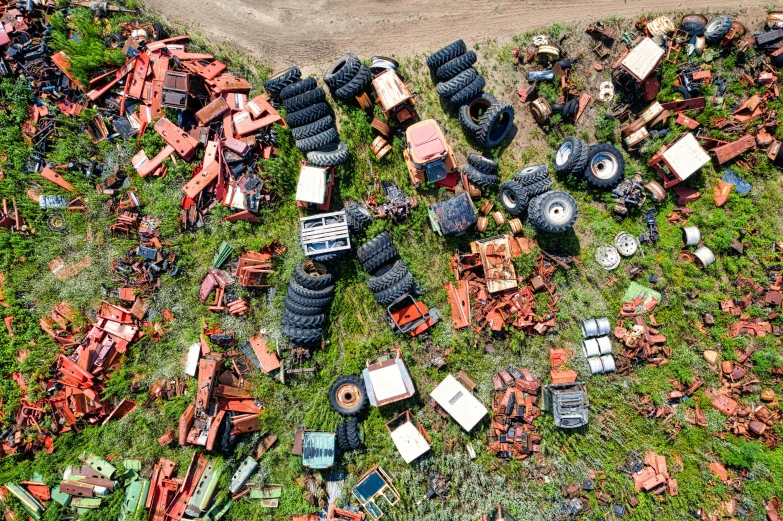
left=124, top=459, right=142, bottom=472
left=206, top=498, right=232, bottom=521
left=71, top=497, right=103, bottom=509
left=302, top=431, right=336, bottom=469
left=119, top=478, right=149, bottom=521
left=212, top=241, right=234, bottom=268
left=5, top=483, right=44, bottom=521
left=186, top=462, right=222, bottom=517
left=84, top=455, right=116, bottom=478
left=51, top=486, right=72, bottom=507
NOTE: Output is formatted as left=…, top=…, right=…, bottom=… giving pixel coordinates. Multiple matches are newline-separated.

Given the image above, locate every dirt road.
left=145, top=0, right=768, bottom=73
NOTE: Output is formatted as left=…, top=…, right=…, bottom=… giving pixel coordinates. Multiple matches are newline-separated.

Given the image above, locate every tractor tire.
left=283, top=87, right=326, bottom=112
left=288, top=280, right=335, bottom=300
left=464, top=164, right=499, bottom=190
left=681, top=13, right=707, bottom=36
left=553, top=137, right=588, bottom=175
left=363, top=244, right=398, bottom=275
left=458, top=92, right=495, bottom=138
left=374, top=272, right=414, bottom=305
left=280, top=77, right=318, bottom=101
left=293, top=260, right=334, bottom=290
left=284, top=295, right=325, bottom=316
left=499, top=180, right=529, bottom=216
left=346, top=417, right=362, bottom=449
left=264, top=66, right=301, bottom=96
left=357, top=232, right=393, bottom=264
left=522, top=177, right=553, bottom=199
left=436, top=68, right=477, bottom=97
left=295, top=127, right=339, bottom=152
left=467, top=153, right=498, bottom=175
left=335, top=65, right=372, bottom=100
left=436, top=50, right=477, bottom=81
left=285, top=291, right=333, bottom=310
left=367, top=260, right=409, bottom=293
left=292, top=115, right=335, bottom=140
left=672, top=85, right=691, bottom=100
left=514, top=164, right=549, bottom=185
left=449, top=75, right=486, bottom=106
left=337, top=421, right=351, bottom=452
left=283, top=310, right=326, bottom=329
left=528, top=190, right=578, bottom=233
left=307, top=142, right=350, bottom=167
left=476, top=100, right=514, bottom=148
left=427, top=40, right=467, bottom=71
left=286, top=102, right=330, bottom=128
left=312, top=250, right=347, bottom=263
left=346, top=202, right=373, bottom=233
left=151, top=23, right=168, bottom=41
left=323, top=52, right=361, bottom=89
left=705, top=15, right=733, bottom=42
left=329, top=375, right=368, bottom=416
left=583, top=144, right=625, bottom=188
left=282, top=324, right=323, bottom=346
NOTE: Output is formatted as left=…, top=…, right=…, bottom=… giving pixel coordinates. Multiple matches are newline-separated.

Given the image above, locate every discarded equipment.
left=403, top=119, right=458, bottom=188
left=429, top=374, right=488, bottom=432
left=541, top=381, right=589, bottom=428
left=362, top=349, right=416, bottom=407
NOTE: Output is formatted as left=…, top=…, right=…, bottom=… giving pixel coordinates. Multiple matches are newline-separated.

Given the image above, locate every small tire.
left=464, top=164, right=499, bottom=190
left=151, top=22, right=168, bottom=41
left=363, top=244, right=398, bottom=275
left=284, top=295, right=324, bottom=316
left=436, top=50, right=477, bottom=81
left=335, top=65, right=371, bottom=100
left=329, top=375, right=368, bottom=416
left=291, top=115, right=335, bottom=140
left=282, top=324, right=323, bottom=346
left=523, top=177, right=553, bottom=198
left=307, top=142, right=350, bottom=167
left=280, top=77, right=318, bottom=101
left=283, top=87, right=326, bottom=112
left=467, top=153, right=498, bottom=175
left=346, top=202, right=373, bottom=234
left=367, top=260, right=409, bottom=293
left=449, top=75, right=485, bottom=106
left=458, top=92, right=495, bottom=138
left=704, top=15, right=733, bottom=42
left=357, top=232, right=393, bottom=264
left=436, top=68, right=477, bottom=97
left=476, top=100, right=514, bottom=148
left=672, top=85, right=691, bottom=101
left=293, top=260, right=333, bottom=290
left=337, top=421, right=351, bottom=452
left=374, top=272, right=414, bottom=305
left=553, top=137, right=587, bottom=175
left=514, top=164, right=549, bottom=185
left=286, top=102, right=330, bottom=128
left=528, top=190, right=578, bottom=233
left=427, top=40, right=467, bottom=71
left=283, top=310, right=326, bottom=329
left=499, top=180, right=528, bottom=216
left=285, top=290, right=333, bottom=310
left=289, top=279, right=335, bottom=300
left=324, top=52, right=361, bottom=90
left=264, top=66, right=302, bottom=96
left=583, top=144, right=625, bottom=188
left=295, top=127, right=339, bottom=152
left=346, top=417, right=361, bottom=449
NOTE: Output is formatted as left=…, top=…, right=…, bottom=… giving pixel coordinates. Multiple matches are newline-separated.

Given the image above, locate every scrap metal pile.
left=487, top=368, right=542, bottom=461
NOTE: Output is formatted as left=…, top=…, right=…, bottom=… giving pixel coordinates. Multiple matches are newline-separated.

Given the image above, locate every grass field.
left=1, top=5, right=783, bottom=521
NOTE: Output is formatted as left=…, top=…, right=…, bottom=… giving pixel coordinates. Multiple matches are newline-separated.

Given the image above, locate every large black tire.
left=295, top=127, right=339, bottom=152
left=282, top=324, right=323, bottom=345
left=293, top=260, right=333, bottom=290
left=704, top=15, right=732, bottom=42
left=323, top=52, right=361, bottom=89
left=449, top=75, right=486, bottom=106
left=284, top=295, right=325, bottom=316
left=553, top=137, right=588, bottom=176
left=367, top=260, right=409, bottom=293
left=427, top=40, right=467, bottom=71
left=357, top=232, right=393, bottom=264
left=681, top=14, right=707, bottom=36
left=476, top=100, right=514, bottom=148
left=346, top=417, right=361, bottom=449
left=583, top=144, right=625, bottom=188
left=363, top=244, right=398, bottom=275
left=329, top=375, right=368, bottom=416
left=291, top=115, right=335, bottom=140
left=528, top=190, right=578, bottom=233
left=436, top=50, right=477, bottom=81
left=458, top=93, right=495, bottom=138
left=467, top=153, right=498, bottom=175
left=335, top=65, right=372, bottom=100
left=499, top=180, right=528, bottom=216
left=289, top=280, right=335, bottom=300
left=346, top=202, right=373, bottom=233
left=514, top=164, right=549, bottom=185
left=307, top=142, right=350, bottom=167
left=436, top=68, right=477, bottom=97
left=264, top=66, right=301, bottom=96
left=523, top=177, right=553, bottom=198
left=374, top=272, right=414, bottom=305
left=336, top=421, right=351, bottom=452
left=280, top=77, right=318, bottom=101
left=673, top=85, right=691, bottom=101
left=283, top=310, right=326, bottom=328
left=283, top=87, right=326, bottom=112
left=286, top=102, right=330, bottom=128
left=464, top=164, right=499, bottom=190
left=285, top=291, right=333, bottom=309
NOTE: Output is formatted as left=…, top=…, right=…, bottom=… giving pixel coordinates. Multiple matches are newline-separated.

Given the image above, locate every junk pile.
left=716, top=274, right=783, bottom=338
left=611, top=283, right=669, bottom=370
left=622, top=451, right=679, bottom=498
left=487, top=367, right=542, bottom=461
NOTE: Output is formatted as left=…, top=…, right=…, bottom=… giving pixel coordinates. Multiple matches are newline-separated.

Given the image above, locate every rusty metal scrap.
left=487, top=368, right=542, bottom=462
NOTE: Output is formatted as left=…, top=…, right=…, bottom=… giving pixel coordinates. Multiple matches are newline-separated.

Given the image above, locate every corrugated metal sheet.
left=302, top=432, right=335, bottom=469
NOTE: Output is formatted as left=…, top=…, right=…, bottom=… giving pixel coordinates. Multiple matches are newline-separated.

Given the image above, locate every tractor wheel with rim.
left=289, top=279, right=335, bottom=300
left=528, top=190, right=578, bottom=233
left=467, top=153, right=498, bottom=175
left=464, top=164, right=498, bottom=190
left=46, top=213, right=67, bottom=232
left=329, top=375, right=368, bottom=416
left=346, top=417, right=362, bottom=449
left=284, top=295, right=325, bottom=316
left=553, top=137, right=588, bottom=175
left=458, top=93, right=495, bottom=137
left=476, top=100, right=514, bottom=148
left=283, top=310, right=326, bottom=329
left=283, top=87, right=326, bottom=112
left=293, top=260, right=333, bottom=290
left=426, top=40, right=467, bottom=71
left=323, top=52, right=361, bottom=89
left=583, top=144, right=625, bottom=188
left=280, top=77, right=317, bottom=101
left=335, top=65, right=372, bottom=100
left=374, top=272, right=415, bottom=305
left=295, top=127, right=339, bottom=153
left=498, top=180, right=529, bottom=216
left=362, top=245, right=398, bottom=275
left=292, top=115, right=334, bottom=140
left=514, top=164, right=549, bottom=185
left=704, top=15, right=733, bottom=42
left=345, top=202, right=373, bottom=233
left=286, top=102, right=330, bottom=128
left=681, top=13, right=707, bottom=36
left=264, top=66, right=301, bottom=96
left=436, top=68, right=477, bottom=97
left=307, top=142, right=350, bottom=167
left=367, top=260, right=409, bottom=293
left=357, top=232, right=393, bottom=264
left=282, top=324, right=323, bottom=346
left=436, top=50, right=477, bottom=81
left=449, top=75, right=486, bottom=106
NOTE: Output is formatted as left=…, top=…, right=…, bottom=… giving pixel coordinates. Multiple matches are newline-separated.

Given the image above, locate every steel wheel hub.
left=546, top=200, right=571, bottom=224
left=590, top=152, right=618, bottom=179
left=502, top=190, right=517, bottom=207
left=336, top=383, right=361, bottom=409
left=556, top=142, right=572, bottom=165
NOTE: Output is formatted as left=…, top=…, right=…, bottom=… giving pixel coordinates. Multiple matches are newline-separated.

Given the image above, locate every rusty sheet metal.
left=660, top=97, right=706, bottom=112
left=40, top=165, right=74, bottom=192
left=445, top=280, right=471, bottom=330
left=476, top=236, right=518, bottom=294
left=712, top=134, right=756, bottom=164
left=154, top=118, right=198, bottom=161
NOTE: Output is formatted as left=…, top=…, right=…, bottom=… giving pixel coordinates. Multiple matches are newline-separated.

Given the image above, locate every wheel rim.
left=302, top=261, right=326, bottom=278
left=556, top=142, right=572, bottom=165
left=590, top=152, right=619, bottom=180
left=501, top=189, right=517, bottom=208
left=468, top=99, right=492, bottom=123
left=489, top=112, right=511, bottom=141
left=546, top=200, right=572, bottom=225
left=336, top=383, right=361, bottom=409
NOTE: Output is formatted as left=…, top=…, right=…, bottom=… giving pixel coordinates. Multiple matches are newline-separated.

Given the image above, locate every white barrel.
left=694, top=246, right=715, bottom=268
left=682, top=226, right=700, bottom=247
left=600, top=354, right=616, bottom=373
left=588, top=357, right=604, bottom=374
left=595, top=317, right=612, bottom=336
left=582, top=338, right=600, bottom=358
left=597, top=335, right=613, bottom=355
left=581, top=318, right=599, bottom=338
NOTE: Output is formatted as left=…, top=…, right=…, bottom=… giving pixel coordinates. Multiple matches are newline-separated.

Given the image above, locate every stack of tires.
left=329, top=375, right=367, bottom=453
left=281, top=260, right=335, bottom=346
left=357, top=232, right=415, bottom=305
left=463, top=153, right=499, bottom=191
left=427, top=40, right=514, bottom=148
left=323, top=52, right=373, bottom=102
left=263, top=66, right=349, bottom=167
left=498, top=164, right=578, bottom=234
left=345, top=201, right=373, bottom=234
left=553, top=137, right=624, bottom=188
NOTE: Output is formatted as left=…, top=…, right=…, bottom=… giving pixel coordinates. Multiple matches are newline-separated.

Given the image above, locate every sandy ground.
left=145, top=0, right=769, bottom=73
